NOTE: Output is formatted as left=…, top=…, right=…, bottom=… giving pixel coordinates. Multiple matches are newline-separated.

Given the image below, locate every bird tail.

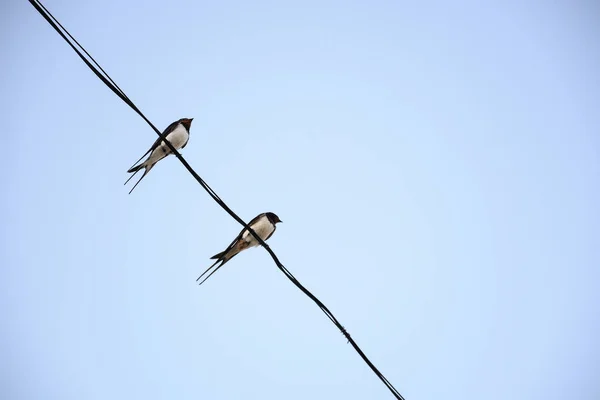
left=197, top=244, right=246, bottom=286
left=127, top=163, right=145, bottom=174
left=124, top=159, right=147, bottom=186
left=124, top=163, right=154, bottom=194
left=127, top=147, right=153, bottom=173
left=197, top=258, right=226, bottom=286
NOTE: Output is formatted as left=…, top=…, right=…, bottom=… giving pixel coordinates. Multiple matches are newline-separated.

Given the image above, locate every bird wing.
left=126, top=120, right=181, bottom=172
left=147, top=120, right=181, bottom=151
left=210, top=213, right=266, bottom=259
left=197, top=213, right=268, bottom=286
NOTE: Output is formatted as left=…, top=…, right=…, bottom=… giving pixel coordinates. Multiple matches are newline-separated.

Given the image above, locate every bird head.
left=180, top=118, right=194, bottom=131
left=266, top=212, right=282, bottom=224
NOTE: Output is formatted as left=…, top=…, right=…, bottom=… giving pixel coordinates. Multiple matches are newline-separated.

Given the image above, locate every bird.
left=197, top=212, right=283, bottom=286
left=124, top=117, right=193, bottom=194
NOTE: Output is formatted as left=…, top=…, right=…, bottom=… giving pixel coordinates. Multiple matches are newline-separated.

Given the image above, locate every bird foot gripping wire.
left=340, top=326, right=352, bottom=343
left=29, top=1, right=407, bottom=397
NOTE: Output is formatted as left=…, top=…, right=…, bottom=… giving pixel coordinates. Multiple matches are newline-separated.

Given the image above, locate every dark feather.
left=146, top=119, right=182, bottom=152
left=198, top=213, right=280, bottom=286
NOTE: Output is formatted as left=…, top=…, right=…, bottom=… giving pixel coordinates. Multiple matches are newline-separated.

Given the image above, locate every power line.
left=28, top=1, right=407, bottom=399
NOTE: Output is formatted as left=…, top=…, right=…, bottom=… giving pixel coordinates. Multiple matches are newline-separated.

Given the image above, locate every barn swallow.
left=124, top=118, right=193, bottom=194
left=197, top=212, right=283, bottom=286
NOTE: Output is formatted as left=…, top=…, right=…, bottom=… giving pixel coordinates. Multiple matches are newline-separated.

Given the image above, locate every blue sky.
left=2, top=1, right=599, bottom=399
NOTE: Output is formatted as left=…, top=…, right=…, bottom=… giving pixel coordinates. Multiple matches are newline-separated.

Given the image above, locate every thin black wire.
left=28, top=2, right=406, bottom=399
left=34, top=0, right=129, bottom=102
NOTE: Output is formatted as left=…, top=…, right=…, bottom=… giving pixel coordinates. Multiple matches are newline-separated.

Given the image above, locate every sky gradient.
left=2, top=1, right=599, bottom=399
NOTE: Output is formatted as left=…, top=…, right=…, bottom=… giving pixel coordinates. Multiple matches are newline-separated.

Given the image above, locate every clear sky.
left=2, top=1, right=599, bottom=399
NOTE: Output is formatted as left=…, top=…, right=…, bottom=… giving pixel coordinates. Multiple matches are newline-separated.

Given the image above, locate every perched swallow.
left=197, top=212, right=283, bottom=286
left=124, top=118, right=193, bottom=194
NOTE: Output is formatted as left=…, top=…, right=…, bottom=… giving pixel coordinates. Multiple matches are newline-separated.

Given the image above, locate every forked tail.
left=127, top=163, right=144, bottom=174
left=196, top=258, right=224, bottom=286
left=124, top=163, right=154, bottom=194
left=210, top=250, right=226, bottom=260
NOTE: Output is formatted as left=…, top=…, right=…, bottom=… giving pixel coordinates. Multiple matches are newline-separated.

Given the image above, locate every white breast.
left=163, top=124, right=189, bottom=150
left=146, top=124, right=189, bottom=165
left=242, top=216, right=274, bottom=247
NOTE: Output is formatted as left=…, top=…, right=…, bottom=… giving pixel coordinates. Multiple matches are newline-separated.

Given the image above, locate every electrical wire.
left=28, top=1, right=406, bottom=398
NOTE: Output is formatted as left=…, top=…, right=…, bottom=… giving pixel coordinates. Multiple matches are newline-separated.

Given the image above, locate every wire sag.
left=28, top=1, right=406, bottom=399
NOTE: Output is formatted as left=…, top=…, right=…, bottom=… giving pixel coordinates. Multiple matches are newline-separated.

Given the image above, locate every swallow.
left=197, top=212, right=283, bottom=286
left=124, top=118, right=193, bottom=194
